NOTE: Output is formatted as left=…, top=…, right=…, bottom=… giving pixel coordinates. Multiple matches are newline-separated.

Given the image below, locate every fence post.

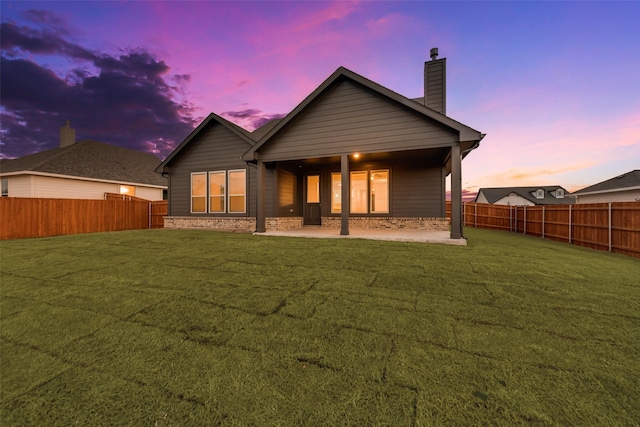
left=568, top=204, right=572, bottom=243
left=148, top=202, right=152, bottom=229
left=542, top=206, right=545, bottom=239
left=474, top=203, right=477, bottom=228
left=514, top=206, right=517, bottom=233
left=608, top=202, right=612, bottom=252
left=524, top=206, right=527, bottom=235
left=509, top=206, right=512, bottom=232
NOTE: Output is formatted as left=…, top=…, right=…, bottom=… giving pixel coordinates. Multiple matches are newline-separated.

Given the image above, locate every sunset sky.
left=1, top=1, right=638, bottom=195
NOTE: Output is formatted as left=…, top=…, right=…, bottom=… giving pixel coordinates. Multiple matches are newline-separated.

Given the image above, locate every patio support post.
left=450, top=144, right=462, bottom=239
left=256, top=159, right=266, bottom=233
left=340, top=154, right=349, bottom=235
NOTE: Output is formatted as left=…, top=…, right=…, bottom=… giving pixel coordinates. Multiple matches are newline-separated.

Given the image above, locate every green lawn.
left=1, top=228, right=639, bottom=426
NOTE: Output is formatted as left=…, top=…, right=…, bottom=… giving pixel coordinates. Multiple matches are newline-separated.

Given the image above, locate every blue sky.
left=1, top=1, right=638, bottom=195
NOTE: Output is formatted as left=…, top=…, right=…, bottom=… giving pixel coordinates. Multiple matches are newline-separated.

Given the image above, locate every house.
left=0, top=122, right=167, bottom=201
left=572, top=170, right=640, bottom=203
left=156, top=49, right=484, bottom=239
left=474, top=186, right=574, bottom=206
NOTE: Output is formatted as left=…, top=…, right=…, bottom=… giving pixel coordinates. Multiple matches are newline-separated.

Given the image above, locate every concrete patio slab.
left=254, top=227, right=467, bottom=245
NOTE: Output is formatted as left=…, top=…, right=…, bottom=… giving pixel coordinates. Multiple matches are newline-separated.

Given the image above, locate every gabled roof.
left=0, top=140, right=166, bottom=187
left=251, top=118, right=283, bottom=140
left=572, top=170, right=640, bottom=195
left=156, top=112, right=257, bottom=173
left=475, top=186, right=574, bottom=205
left=243, top=66, right=484, bottom=161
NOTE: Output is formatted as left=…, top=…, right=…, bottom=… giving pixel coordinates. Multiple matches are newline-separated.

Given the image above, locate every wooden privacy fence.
left=0, top=197, right=168, bottom=240
left=105, top=193, right=167, bottom=229
left=151, top=200, right=168, bottom=229
left=459, top=202, right=640, bottom=258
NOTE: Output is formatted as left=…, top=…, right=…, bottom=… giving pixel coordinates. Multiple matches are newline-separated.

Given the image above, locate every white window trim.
left=1, top=178, right=8, bottom=197
left=331, top=169, right=390, bottom=214
left=190, top=172, right=207, bottom=214
left=350, top=171, right=369, bottom=214
left=227, top=169, right=247, bottom=214
left=331, top=172, right=341, bottom=214
left=369, top=169, right=389, bottom=214
left=208, top=170, right=226, bottom=213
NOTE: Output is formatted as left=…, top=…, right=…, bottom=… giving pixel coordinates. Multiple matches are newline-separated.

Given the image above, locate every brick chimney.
left=60, top=121, right=75, bottom=147
left=424, top=47, right=446, bottom=115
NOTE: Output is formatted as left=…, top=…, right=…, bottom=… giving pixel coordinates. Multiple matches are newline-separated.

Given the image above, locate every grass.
left=1, top=228, right=639, bottom=426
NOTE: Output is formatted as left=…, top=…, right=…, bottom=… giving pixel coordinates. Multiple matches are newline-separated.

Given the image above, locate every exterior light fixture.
left=353, top=153, right=360, bottom=159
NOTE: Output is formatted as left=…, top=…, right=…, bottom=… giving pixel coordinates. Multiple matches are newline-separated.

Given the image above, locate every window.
left=350, top=171, right=368, bottom=213
left=278, top=170, right=295, bottom=208
left=191, top=172, right=206, bottom=213
left=120, top=185, right=135, bottom=196
left=192, top=169, right=246, bottom=214
left=556, top=189, right=564, bottom=198
left=370, top=170, right=389, bottom=213
left=1, top=178, right=8, bottom=197
left=331, top=170, right=389, bottom=214
left=535, top=189, right=545, bottom=199
left=209, top=171, right=225, bottom=213
left=331, top=173, right=341, bottom=213
left=307, top=175, right=320, bottom=203
left=228, top=170, right=246, bottom=213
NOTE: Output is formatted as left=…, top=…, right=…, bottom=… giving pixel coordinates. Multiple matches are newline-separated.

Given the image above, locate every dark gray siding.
left=264, top=165, right=275, bottom=217
left=259, top=80, right=457, bottom=161
left=167, top=122, right=254, bottom=216
left=392, top=161, right=443, bottom=217
left=305, top=157, right=444, bottom=218
left=277, top=168, right=298, bottom=216
left=424, top=59, right=446, bottom=114
left=247, top=164, right=256, bottom=217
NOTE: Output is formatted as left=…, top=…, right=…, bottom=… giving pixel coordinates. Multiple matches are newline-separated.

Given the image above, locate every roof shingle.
left=573, top=170, right=640, bottom=195
left=0, top=140, right=167, bottom=187
left=475, top=186, right=574, bottom=205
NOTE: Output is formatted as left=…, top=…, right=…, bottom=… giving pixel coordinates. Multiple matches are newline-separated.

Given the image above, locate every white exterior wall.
left=475, top=192, right=489, bottom=204
left=7, top=175, right=33, bottom=197
left=31, top=175, right=119, bottom=199
left=494, top=194, right=535, bottom=206
left=4, top=174, right=165, bottom=200
left=575, top=188, right=640, bottom=204
left=135, top=186, right=164, bottom=201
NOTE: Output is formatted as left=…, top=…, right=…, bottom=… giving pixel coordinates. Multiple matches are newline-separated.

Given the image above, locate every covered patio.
left=254, top=227, right=467, bottom=245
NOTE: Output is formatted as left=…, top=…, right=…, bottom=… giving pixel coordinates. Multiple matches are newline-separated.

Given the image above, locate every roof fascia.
left=157, top=113, right=255, bottom=172
left=243, top=66, right=483, bottom=161
left=0, top=170, right=167, bottom=188
left=574, top=185, right=640, bottom=196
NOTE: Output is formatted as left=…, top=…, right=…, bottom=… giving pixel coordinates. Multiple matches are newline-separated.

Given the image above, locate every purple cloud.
left=220, top=109, right=286, bottom=131
left=0, top=14, right=196, bottom=159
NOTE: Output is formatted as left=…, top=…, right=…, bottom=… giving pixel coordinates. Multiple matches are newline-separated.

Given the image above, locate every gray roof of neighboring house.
left=475, top=186, right=574, bottom=205
left=0, top=140, right=167, bottom=187
left=572, top=170, right=640, bottom=195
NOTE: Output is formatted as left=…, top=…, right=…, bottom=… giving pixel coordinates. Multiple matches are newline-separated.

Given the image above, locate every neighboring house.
left=157, top=49, right=485, bottom=239
left=0, top=122, right=167, bottom=201
left=474, top=186, right=574, bottom=206
left=572, top=170, right=640, bottom=203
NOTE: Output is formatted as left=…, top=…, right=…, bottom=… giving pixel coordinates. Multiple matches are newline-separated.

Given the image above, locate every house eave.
left=0, top=170, right=167, bottom=189
left=574, top=186, right=640, bottom=196
left=242, top=66, right=484, bottom=162
left=158, top=113, right=256, bottom=172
